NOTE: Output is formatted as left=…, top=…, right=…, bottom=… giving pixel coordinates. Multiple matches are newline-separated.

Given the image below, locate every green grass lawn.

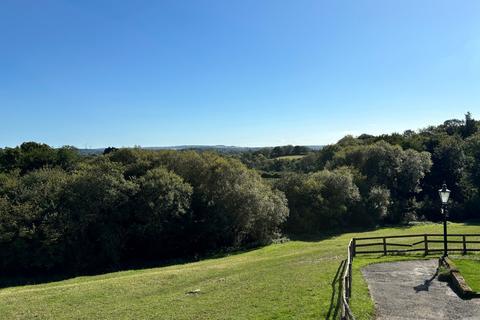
left=0, top=222, right=479, bottom=320
left=451, top=258, right=480, bottom=292
left=274, top=155, right=306, bottom=160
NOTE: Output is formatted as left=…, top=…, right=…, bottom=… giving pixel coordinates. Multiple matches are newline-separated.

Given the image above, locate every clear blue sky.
left=1, top=0, right=480, bottom=148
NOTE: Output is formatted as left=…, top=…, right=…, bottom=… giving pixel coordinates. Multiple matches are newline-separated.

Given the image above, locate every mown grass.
left=451, top=258, right=480, bottom=292
left=0, top=222, right=479, bottom=320
left=274, top=155, right=306, bottom=160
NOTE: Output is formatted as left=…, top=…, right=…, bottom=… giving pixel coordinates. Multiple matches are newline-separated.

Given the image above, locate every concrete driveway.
left=362, top=259, right=480, bottom=320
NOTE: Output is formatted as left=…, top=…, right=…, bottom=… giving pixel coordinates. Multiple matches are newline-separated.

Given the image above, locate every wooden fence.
left=340, top=233, right=480, bottom=320
left=353, top=233, right=480, bottom=256
left=340, top=239, right=355, bottom=320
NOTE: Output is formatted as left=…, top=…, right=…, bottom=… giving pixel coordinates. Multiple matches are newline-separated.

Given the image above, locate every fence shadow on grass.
left=325, top=259, right=346, bottom=320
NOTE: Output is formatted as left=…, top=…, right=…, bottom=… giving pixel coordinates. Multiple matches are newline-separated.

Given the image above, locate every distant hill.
left=78, top=145, right=324, bottom=155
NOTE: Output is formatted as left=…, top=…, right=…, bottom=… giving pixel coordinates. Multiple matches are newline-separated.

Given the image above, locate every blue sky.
left=1, top=0, right=480, bottom=148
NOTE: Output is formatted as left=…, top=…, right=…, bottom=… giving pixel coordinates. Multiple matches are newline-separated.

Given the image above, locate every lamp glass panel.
left=438, top=189, right=451, bottom=204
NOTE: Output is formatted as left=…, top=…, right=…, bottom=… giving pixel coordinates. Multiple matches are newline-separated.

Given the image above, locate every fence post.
left=463, top=235, right=467, bottom=255
left=383, top=237, right=387, bottom=255
left=348, top=244, right=352, bottom=299
left=352, top=238, right=356, bottom=257
left=348, top=264, right=352, bottom=298
left=424, top=234, right=428, bottom=256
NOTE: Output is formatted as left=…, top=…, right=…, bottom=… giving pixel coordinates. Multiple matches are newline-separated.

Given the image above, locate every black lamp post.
left=438, top=183, right=451, bottom=257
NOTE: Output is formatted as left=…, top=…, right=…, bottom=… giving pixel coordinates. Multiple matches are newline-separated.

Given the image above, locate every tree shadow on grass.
left=288, top=222, right=426, bottom=243
left=0, top=246, right=264, bottom=290
left=461, top=220, right=480, bottom=226
left=325, top=259, right=346, bottom=320
left=0, top=273, right=74, bottom=290
left=288, top=225, right=378, bottom=242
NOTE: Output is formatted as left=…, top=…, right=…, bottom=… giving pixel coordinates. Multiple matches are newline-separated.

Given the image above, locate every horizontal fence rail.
left=340, top=233, right=480, bottom=320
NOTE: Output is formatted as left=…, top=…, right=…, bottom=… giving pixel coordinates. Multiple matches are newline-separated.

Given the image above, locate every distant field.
left=274, top=154, right=306, bottom=160
left=0, top=223, right=479, bottom=320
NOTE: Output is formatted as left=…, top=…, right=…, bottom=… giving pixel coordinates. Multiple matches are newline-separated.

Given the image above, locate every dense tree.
left=0, top=147, right=290, bottom=274
left=276, top=168, right=360, bottom=233
left=465, top=133, right=480, bottom=188
left=56, top=146, right=80, bottom=170
left=296, top=144, right=339, bottom=172
left=462, top=112, right=477, bottom=138
left=129, top=167, right=193, bottom=259
left=419, top=135, right=466, bottom=220
left=366, top=186, right=390, bottom=223
left=461, top=133, right=480, bottom=220
left=0, top=143, right=79, bottom=173
left=18, top=142, right=57, bottom=172
left=103, top=147, right=119, bottom=155
left=155, top=152, right=289, bottom=248
left=0, top=168, right=69, bottom=273
left=0, top=148, right=22, bottom=172
left=60, top=159, right=137, bottom=271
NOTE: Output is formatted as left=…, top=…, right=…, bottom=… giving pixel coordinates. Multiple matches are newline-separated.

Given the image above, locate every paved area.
left=362, top=259, right=480, bottom=320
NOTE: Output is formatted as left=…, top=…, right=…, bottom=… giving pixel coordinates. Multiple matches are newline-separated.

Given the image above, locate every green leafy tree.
left=56, top=146, right=80, bottom=170
left=60, top=159, right=137, bottom=271
left=130, top=167, right=193, bottom=259
left=462, top=112, right=477, bottom=138
left=277, top=168, right=360, bottom=233
left=19, top=142, right=57, bottom=173
left=0, top=168, right=69, bottom=272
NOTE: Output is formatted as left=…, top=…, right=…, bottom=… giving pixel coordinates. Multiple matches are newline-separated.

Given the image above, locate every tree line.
left=1, top=113, right=479, bottom=275
left=236, top=113, right=480, bottom=231
left=0, top=146, right=287, bottom=274
left=288, top=112, right=480, bottom=224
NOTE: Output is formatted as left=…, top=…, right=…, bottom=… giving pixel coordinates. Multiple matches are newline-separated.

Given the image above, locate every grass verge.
left=450, top=258, right=480, bottom=293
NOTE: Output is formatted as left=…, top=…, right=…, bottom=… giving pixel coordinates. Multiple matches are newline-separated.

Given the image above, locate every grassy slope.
left=451, top=259, right=480, bottom=292
left=0, top=223, right=479, bottom=320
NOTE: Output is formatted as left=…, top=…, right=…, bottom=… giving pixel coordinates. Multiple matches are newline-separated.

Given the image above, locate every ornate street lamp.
left=438, top=183, right=451, bottom=257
